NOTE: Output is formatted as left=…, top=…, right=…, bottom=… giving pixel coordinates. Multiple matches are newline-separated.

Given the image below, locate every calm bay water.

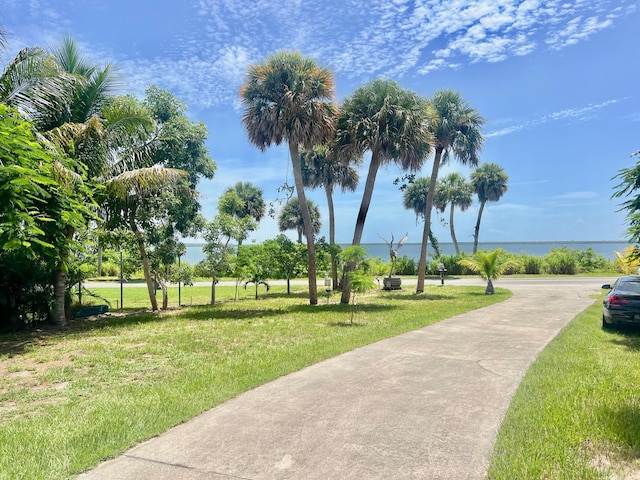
left=183, top=241, right=633, bottom=264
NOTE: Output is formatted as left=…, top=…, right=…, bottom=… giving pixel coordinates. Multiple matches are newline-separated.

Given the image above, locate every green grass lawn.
left=0, top=285, right=506, bottom=480
left=488, top=295, right=640, bottom=479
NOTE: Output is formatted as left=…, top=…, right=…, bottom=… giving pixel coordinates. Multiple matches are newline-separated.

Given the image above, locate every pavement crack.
left=124, top=454, right=255, bottom=479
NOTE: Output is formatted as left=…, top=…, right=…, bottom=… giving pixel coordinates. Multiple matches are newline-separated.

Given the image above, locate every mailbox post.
left=437, top=262, right=447, bottom=286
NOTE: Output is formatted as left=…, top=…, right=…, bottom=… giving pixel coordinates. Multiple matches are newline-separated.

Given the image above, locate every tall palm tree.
left=435, top=172, right=474, bottom=254
left=240, top=51, right=337, bottom=305
left=335, top=79, right=432, bottom=304
left=416, top=90, right=484, bottom=293
left=402, top=177, right=442, bottom=258
left=278, top=197, right=321, bottom=244
left=471, top=162, right=508, bottom=253
left=301, top=144, right=359, bottom=288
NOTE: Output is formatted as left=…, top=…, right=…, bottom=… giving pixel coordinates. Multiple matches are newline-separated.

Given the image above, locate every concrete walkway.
left=77, top=277, right=610, bottom=480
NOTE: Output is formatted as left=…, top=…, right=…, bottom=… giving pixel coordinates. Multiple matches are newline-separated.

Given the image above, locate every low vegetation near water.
left=0, top=285, right=506, bottom=480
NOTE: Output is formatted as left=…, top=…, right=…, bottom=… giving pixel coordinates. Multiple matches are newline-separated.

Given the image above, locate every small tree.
left=457, top=249, right=521, bottom=294
left=202, top=215, right=238, bottom=304
left=339, top=245, right=375, bottom=323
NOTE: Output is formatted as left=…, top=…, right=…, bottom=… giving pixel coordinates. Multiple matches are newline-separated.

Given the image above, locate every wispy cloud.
left=2, top=0, right=634, bottom=110
left=486, top=99, right=622, bottom=138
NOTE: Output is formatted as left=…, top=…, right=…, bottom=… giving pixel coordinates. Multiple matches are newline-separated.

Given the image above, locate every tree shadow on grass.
left=606, top=327, right=640, bottom=352
left=596, top=404, right=640, bottom=465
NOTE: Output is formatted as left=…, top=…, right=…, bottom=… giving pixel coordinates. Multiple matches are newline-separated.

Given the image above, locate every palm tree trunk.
left=449, top=205, right=459, bottom=254
left=52, top=225, right=75, bottom=326
left=473, top=201, right=486, bottom=254
left=129, top=209, right=158, bottom=311
left=341, top=152, right=381, bottom=304
left=416, top=148, right=443, bottom=293
left=289, top=143, right=318, bottom=305
left=52, top=263, right=68, bottom=326
left=325, top=185, right=339, bottom=290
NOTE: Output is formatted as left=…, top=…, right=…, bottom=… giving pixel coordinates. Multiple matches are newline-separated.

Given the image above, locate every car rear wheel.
left=602, top=314, right=611, bottom=330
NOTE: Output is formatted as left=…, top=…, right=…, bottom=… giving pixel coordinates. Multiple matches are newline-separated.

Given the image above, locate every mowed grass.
left=0, top=285, right=506, bottom=480
left=488, top=295, right=640, bottom=479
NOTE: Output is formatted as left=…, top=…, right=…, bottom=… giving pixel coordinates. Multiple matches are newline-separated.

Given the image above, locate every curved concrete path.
left=78, top=277, right=611, bottom=480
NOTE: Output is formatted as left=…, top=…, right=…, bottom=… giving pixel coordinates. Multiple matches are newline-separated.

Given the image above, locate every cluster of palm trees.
left=240, top=51, right=508, bottom=304
left=1, top=34, right=214, bottom=323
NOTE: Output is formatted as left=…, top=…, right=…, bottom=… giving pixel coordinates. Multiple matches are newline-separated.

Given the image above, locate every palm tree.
left=402, top=177, right=442, bottom=258
left=335, top=79, right=432, bottom=304
left=16, top=36, right=125, bottom=325
left=301, top=144, right=359, bottom=288
left=416, top=90, right=484, bottom=294
left=471, top=162, right=508, bottom=253
left=457, top=249, right=521, bottom=294
left=240, top=51, right=336, bottom=305
left=435, top=172, right=474, bottom=254
left=218, top=181, right=265, bottom=245
left=278, top=197, right=321, bottom=243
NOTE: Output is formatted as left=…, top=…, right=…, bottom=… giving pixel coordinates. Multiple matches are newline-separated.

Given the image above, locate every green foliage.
left=458, top=249, right=522, bottom=293
left=612, top=151, right=640, bottom=244
left=521, top=255, right=543, bottom=274
left=543, top=247, right=578, bottom=274
left=395, top=255, right=417, bottom=275
left=427, top=253, right=473, bottom=276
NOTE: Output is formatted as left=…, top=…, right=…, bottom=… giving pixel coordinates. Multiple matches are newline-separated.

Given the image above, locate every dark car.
left=602, top=276, right=640, bottom=328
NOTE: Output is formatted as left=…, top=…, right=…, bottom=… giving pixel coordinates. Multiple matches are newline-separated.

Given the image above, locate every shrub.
left=429, top=253, right=473, bottom=276
left=544, top=248, right=577, bottom=274
left=575, top=247, right=612, bottom=272
left=395, top=255, right=417, bottom=275
left=521, top=255, right=543, bottom=274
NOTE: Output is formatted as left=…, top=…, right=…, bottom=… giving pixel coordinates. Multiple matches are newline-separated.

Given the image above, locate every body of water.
left=183, top=241, right=633, bottom=265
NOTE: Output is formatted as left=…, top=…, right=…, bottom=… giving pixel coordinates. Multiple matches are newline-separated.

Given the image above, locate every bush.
left=575, top=247, right=612, bottom=272
left=544, top=248, right=578, bottom=274
left=395, top=255, right=417, bottom=275
left=428, top=253, right=473, bottom=276
left=521, top=255, right=543, bottom=274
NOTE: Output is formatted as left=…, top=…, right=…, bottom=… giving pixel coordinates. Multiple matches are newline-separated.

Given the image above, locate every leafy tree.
left=301, top=144, right=359, bottom=289
left=0, top=105, right=92, bottom=326
left=416, top=90, right=484, bottom=294
left=434, top=172, right=474, bottom=254
left=471, top=162, right=508, bottom=253
left=202, top=215, right=239, bottom=304
left=336, top=79, right=432, bottom=304
left=612, top=151, right=640, bottom=254
left=217, top=181, right=263, bottom=245
left=240, top=51, right=336, bottom=305
left=236, top=244, right=271, bottom=299
left=338, top=245, right=374, bottom=323
left=261, top=235, right=306, bottom=294
left=457, top=249, right=521, bottom=294
left=401, top=176, right=442, bottom=257
left=278, top=197, right=321, bottom=243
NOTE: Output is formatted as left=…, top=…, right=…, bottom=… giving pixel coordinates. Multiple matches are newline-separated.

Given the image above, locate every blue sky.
left=2, top=0, right=639, bottom=245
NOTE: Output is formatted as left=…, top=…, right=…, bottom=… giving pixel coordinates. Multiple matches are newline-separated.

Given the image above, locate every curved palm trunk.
left=416, top=147, right=443, bottom=293
left=289, top=143, right=318, bottom=305
left=129, top=209, right=159, bottom=311
left=325, top=185, right=339, bottom=290
left=449, top=205, right=460, bottom=254
left=473, top=201, right=486, bottom=254
left=341, top=153, right=381, bottom=304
